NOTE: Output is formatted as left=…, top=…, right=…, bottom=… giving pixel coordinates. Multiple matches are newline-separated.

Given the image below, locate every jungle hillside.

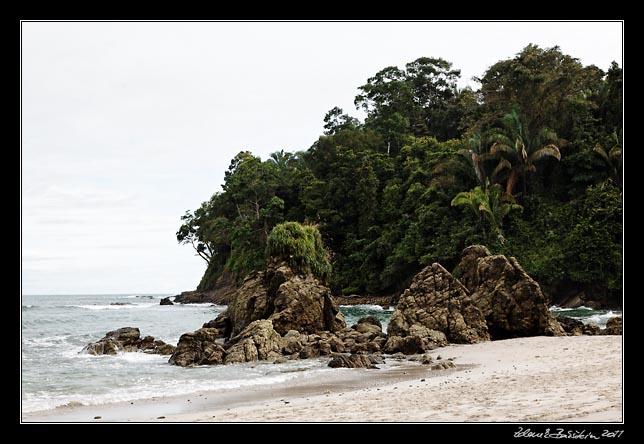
left=176, top=44, right=623, bottom=307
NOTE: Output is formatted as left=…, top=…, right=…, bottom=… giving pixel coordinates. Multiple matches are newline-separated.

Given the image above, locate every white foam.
left=73, top=303, right=157, bottom=310
left=340, top=304, right=393, bottom=311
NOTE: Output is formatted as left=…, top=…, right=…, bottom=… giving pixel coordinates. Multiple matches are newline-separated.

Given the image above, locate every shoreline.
left=23, top=335, right=622, bottom=423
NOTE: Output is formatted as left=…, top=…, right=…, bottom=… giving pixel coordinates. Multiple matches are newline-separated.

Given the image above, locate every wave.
left=22, top=362, right=333, bottom=413
left=72, top=303, right=158, bottom=311
left=339, top=304, right=394, bottom=312
left=549, top=305, right=594, bottom=312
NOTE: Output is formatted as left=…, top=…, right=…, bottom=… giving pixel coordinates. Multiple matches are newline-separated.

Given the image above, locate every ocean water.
left=21, top=294, right=618, bottom=414
left=549, top=305, right=623, bottom=328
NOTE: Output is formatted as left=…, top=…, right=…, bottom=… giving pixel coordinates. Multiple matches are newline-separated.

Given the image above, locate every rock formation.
left=159, top=297, right=174, bottom=305
left=83, top=327, right=175, bottom=356
left=388, top=263, right=490, bottom=345
left=167, top=328, right=226, bottom=367
left=226, top=259, right=345, bottom=336
left=455, top=245, right=564, bottom=339
left=328, top=353, right=383, bottom=369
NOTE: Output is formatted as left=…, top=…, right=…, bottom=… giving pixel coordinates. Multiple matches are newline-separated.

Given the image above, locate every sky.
left=21, top=21, right=623, bottom=295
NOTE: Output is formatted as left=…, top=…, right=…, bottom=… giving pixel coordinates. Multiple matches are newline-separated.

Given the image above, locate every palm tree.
left=489, top=109, right=562, bottom=195
left=268, top=149, right=295, bottom=169
left=593, top=131, right=622, bottom=188
left=451, top=179, right=522, bottom=244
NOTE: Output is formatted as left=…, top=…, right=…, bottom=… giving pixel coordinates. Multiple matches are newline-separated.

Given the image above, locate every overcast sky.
left=21, top=21, right=623, bottom=295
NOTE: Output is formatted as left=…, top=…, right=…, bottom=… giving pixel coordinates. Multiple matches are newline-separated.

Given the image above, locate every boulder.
left=388, top=263, right=489, bottom=345
left=223, top=320, right=284, bottom=365
left=556, top=316, right=585, bottom=334
left=168, top=328, right=226, bottom=366
left=455, top=245, right=564, bottom=339
left=356, top=315, right=382, bottom=329
left=159, top=297, right=174, bottom=306
left=226, top=260, right=346, bottom=336
left=328, top=353, right=382, bottom=369
left=201, top=312, right=232, bottom=338
left=602, top=317, right=622, bottom=335
left=383, top=335, right=425, bottom=355
left=83, top=327, right=176, bottom=356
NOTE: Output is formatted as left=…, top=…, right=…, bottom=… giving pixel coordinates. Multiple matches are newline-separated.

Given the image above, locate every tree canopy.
left=177, top=45, right=622, bottom=306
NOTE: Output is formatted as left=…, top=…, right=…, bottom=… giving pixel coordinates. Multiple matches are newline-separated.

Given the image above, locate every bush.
left=266, top=222, right=332, bottom=283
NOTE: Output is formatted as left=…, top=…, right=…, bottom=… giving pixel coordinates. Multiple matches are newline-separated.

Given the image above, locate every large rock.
left=83, top=327, right=176, bottom=356
left=226, top=260, right=346, bottom=336
left=456, top=245, right=564, bottom=339
left=328, top=353, right=383, bottom=369
left=388, top=263, right=490, bottom=345
left=168, top=328, right=226, bottom=366
left=602, top=317, right=622, bottom=335
left=224, top=320, right=284, bottom=364
left=159, top=297, right=174, bottom=306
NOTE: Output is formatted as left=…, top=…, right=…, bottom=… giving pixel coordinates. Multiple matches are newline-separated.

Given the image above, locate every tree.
left=323, top=107, right=361, bottom=135
left=451, top=180, right=522, bottom=244
left=266, top=222, right=331, bottom=283
left=489, top=109, right=561, bottom=195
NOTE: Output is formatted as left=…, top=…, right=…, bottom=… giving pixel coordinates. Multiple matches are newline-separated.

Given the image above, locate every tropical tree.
left=451, top=180, right=522, bottom=243
left=489, top=109, right=561, bottom=195
left=593, top=131, right=622, bottom=187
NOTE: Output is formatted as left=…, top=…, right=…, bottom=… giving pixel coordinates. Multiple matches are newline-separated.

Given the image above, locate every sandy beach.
left=23, top=335, right=622, bottom=423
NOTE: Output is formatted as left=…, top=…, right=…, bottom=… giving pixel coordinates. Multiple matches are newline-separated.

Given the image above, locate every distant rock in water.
left=159, top=297, right=174, bottom=306
left=82, top=327, right=176, bottom=356
left=456, top=245, right=564, bottom=339
left=388, top=263, right=490, bottom=345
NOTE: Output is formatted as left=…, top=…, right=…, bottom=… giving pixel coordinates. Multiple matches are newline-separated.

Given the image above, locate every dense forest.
left=177, top=45, right=623, bottom=306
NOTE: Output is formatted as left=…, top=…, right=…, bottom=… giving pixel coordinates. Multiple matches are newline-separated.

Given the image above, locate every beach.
left=23, top=335, right=622, bottom=423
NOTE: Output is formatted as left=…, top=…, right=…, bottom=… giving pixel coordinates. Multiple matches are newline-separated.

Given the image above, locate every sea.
left=21, top=293, right=620, bottom=414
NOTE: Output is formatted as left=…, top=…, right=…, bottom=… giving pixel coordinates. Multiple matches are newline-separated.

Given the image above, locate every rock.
left=354, top=322, right=383, bottom=337
left=159, top=297, right=174, bottom=305
left=431, top=361, right=456, bottom=370
left=168, top=328, right=225, bottom=366
left=282, top=330, right=303, bottom=355
left=224, top=320, right=284, bottom=365
left=383, top=335, right=425, bottom=355
left=456, top=245, right=564, bottom=339
left=421, top=354, right=433, bottom=365
left=201, top=312, right=232, bottom=338
left=328, top=353, right=382, bottom=369
left=556, top=316, right=585, bottom=334
left=356, top=315, right=382, bottom=329
left=226, top=260, right=346, bottom=336
left=388, top=263, right=489, bottom=345
left=334, top=295, right=398, bottom=306
left=602, top=317, right=622, bottom=335
left=83, top=327, right=175, bottom=356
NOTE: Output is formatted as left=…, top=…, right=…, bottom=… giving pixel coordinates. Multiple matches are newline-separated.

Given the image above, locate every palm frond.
left=528, top=144, right=561, bottom=163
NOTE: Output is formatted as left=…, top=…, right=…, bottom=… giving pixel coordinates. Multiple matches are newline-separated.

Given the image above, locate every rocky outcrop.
left=160, top=297, right=174, bottom=306
left=388, top=263, right=490, bottom=345
left=226, top=260, right=345, bottom=336
left=328, top=353, right=384, bottom=368
left=224, top=320, right=285, bottom=364
left=168, top=328, right=226, bottom=367
left=83, top=327, right=176, bottom=356
left=456, top=245, right=564, bottom=339
left=601, top=317, right=622, bottom=335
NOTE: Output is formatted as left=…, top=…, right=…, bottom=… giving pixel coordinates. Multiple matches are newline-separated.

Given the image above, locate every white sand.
left=23, top=335, right=622, bottom=423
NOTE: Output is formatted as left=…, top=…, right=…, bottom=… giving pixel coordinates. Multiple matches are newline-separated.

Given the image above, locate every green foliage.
left=266, top=222, right=331, bottom=283
left=178, top=45, right=622, bottom=305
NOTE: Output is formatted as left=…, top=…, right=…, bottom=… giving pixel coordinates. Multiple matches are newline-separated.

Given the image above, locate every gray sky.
left=21, top=21, right=623, bottom=295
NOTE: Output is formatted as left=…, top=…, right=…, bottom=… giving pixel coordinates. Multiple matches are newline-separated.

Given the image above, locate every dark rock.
left=83, top=327, right=175, bottom=356
left=456, top=245, right=564, bottom=339
left=356, top=315, right=382, bottom=329
left=201, top=312, right=232, bottom=338
left=388, top=263, right=489, bottom=345
left=602, top=317, right=622, bottom=335
left=159, top=297, right=174, bottom=306
left=334, top=295, right=398, bottom=307
left=168, top=328, right=226, bottom=366
left=557, top=316, right=585, bottom=334
left=328, top=353, right=381, bottom=369
left=226, top=260, right=346, bottom=336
